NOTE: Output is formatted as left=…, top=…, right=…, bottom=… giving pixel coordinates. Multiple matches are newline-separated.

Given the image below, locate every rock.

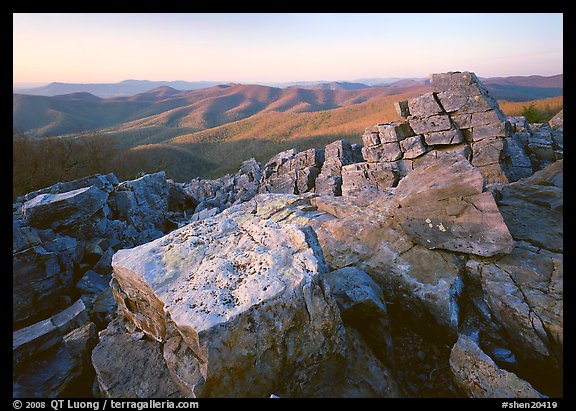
left=394, top=100, right=410, bottom=117
left=260, top=149, right=322, bottom=195
left=465, top=242, right=562, bottom=366
left=90, top=286, right=118, bottom=328
left=23, top=173, right=118, bottom=202
left=21, top=185, right=108, bottom=230
left=548, top=109, right=563, bottom=131
left=92, top=247, right=115, bottom=274
left=527, top=125, right=559, bottom=165
left=13, top=245, right=67, bottom=325
left=423, top=128, right=463, bottom=146
left=393, top=155, right=513, bottom=257
left=114, top=171, right=169, bottom=235
left=322, top=267, right=387, bottom=321
left=341, top=162, right=399, bottom=195
left=449, top=334, right=544, bottom=398
left=166, top=180, right=196, bottom=213
left=503, top=135, right=533, bottom=182
left=76, top=270, right=111, bottom=295
left=495, top=160, right=563, bottom=252
left=13, top=220, right=41, bottom=253
left=377, top=121, right=415, bottom=143
left=13, top=300, right=95, bottom=398
left=315, top=140, right=356, bottom=196
left=408, top=114, right=452, bottom=134
left=13, top=319, right=61, bottom=368
left=471, top=121, right=509, bottom=142
left=399, top=135, right=428, bottom=159
left=92, top=317, right=183, bottom=398
left=103, top=197, right=346, bottom=397
left=338, top=327, right=401, bottom=397
left=407, top=92, right=444, bottom=117
left=471, top=137, right=509, bottom=185
left=361, top=142, right=403, bottom=163
left=508, top=116, right=532, bottom=133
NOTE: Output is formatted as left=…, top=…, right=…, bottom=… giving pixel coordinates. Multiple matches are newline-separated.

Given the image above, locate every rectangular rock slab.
left=341, top=162, right=399, bottom=195
left=400, top=136, right=428, bottom=159
left=408, top=114, right=452, bottom=134
left=407, top=92, right=444, bottom=117
left=378, top=121, right=415, bottom=143
left=470, top=110, right=507, bottom=127
left=362, top=132, right=381, bottom=147
left=430, top=72, right=488, bottom=95
left=110, top=204, right=345, bottom=397
left=361, top=142, right=403, bottom=163
left=424, top=129, right=463, bottom=146
left=471, top=122, right=510, bottom=141
left=394, top=155, right=513, bottom=257
left=22, top=185, right=108, bottom=229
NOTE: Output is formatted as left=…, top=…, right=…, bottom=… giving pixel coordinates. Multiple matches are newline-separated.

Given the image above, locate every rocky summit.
left=13, top=72, right=563, bottom=398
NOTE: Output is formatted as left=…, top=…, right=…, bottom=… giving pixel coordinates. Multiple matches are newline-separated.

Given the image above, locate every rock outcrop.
left=13, top=71, right=563, bottom=399
left=449, top=334, right=544, bottom=398
left=97, top=201, right=346, bottom=397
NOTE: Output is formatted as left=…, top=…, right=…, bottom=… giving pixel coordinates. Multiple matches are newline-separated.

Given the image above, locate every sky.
left=13, top=13, right=563, bottom=85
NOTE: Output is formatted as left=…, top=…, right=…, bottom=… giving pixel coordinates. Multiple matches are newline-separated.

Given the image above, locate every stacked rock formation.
left=361, top=72, right=513, bottom=186
left=13, top=71, right=563, bottom=399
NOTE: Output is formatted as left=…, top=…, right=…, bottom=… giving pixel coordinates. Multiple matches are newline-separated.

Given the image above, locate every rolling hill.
left=13, top=74, right=563, bottom=183
left=13, top=83, right=428, bottom=137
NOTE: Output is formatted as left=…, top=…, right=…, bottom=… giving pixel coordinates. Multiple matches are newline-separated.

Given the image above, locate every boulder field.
left=13, top=72, right=563, bottom=398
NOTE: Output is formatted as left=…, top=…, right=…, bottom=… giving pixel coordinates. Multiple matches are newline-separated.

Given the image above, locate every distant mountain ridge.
left=13, top=83, right=427, bottom=137
left=14, top=74, right=562, bottom=100
left=13, top=73, right=563, bottom=138
left=13, top=80, right=225, bottom=98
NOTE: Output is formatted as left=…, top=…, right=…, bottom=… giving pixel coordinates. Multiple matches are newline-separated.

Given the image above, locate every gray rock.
left=471, top=121, right=509, bottom=141
left=394, top=100, right=410, bottom=117
left=13, top=302, right=95, bottom=398
left=104, top=197, right=346, bottom=397
left=378, top=121, right=415, bottom=143
left=13, top=221, right=41, bottom=253
left=470, top=109, right=508, bottom=127
left=471, top=137, right=509, bottom=185
left=22, top=185, right=108, bottom=230
left=503, top=136, right=533, bottom=182
left=337, top=327, right=401, bottom=397
left=315, top=140, right=357, bottom=196
left=423, top=128, right=463, bottom=146
left=13, top=245, right=66, bottom=325
left=23, top=173, right=117, bottom=202
left=495, top=160, right=563, bottom=252
left=407, top=92, right=444, bottom=117
left=361, top=142, right=403, bottom=163
left=76, top=270, right=111, bottom=295
left=408, top=114, right=452, bottom=134
left=548, top=109, right=563, bottom=131
left=92, top=317, right=183, bottom=398
left=341, top=162, right=399, bottom=195
left=508, top=116, right=532, bottom=133
left=430, top=71, right=488, bottom=95
left=322, top=267, right=387, bottom=321
left=399, top=135, right=428, bottom=159
left=450, top=334, right=544, bottom=398
left=115, top=171, right=169, bottom=233
left=393, top=155, right=513, bottom=257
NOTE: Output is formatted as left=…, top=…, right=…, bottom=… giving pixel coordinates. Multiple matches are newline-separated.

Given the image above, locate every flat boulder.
left=97, top=197, right=346, bottom=397
left=21, top=185, right=108, bottom=229
left=393, top=155, right=513, bottom=257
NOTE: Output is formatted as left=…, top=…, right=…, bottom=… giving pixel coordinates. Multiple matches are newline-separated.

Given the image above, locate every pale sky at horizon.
left=13, top=13, right=563, bottom=84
